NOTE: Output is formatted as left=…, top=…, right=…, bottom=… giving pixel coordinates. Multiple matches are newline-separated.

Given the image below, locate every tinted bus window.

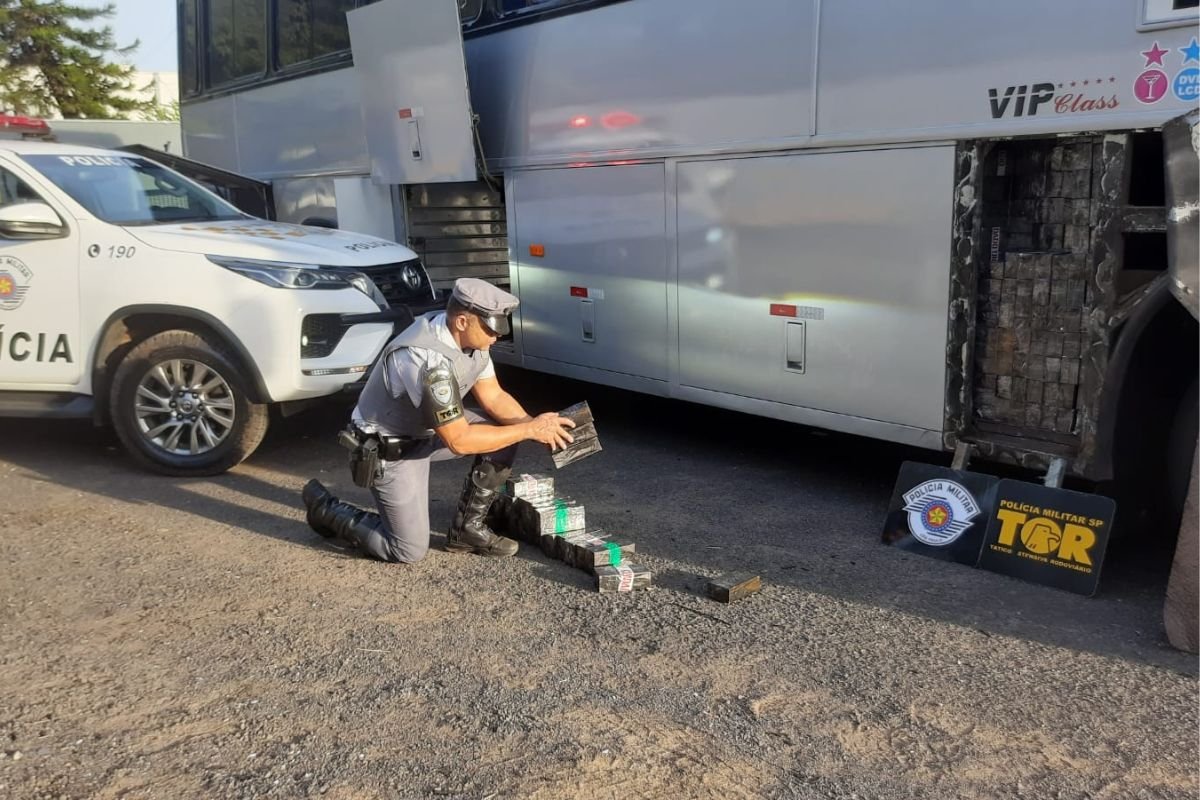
left=277, top=0, right=354, bottom=67
left=207, top=0, right=267, bottom=85
left=180, top=0, right=199, bottom=95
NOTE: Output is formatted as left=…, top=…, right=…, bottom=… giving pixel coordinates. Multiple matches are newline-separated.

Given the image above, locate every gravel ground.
left=1, top=366, right=1196, bottom=800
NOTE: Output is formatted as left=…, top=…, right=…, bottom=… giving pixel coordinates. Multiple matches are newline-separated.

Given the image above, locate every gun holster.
left=340, top=425, right=422, bottom=488
left=349, top=435, right=382, bottom=488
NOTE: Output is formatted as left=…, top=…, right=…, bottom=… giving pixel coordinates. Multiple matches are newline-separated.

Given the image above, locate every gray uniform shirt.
left=353, top=312, right=494, bottom=437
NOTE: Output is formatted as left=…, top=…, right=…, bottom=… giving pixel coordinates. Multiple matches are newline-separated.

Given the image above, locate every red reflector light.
left=770, top=303, right=797, bottom=317
left=529, top=244, right=545, bottom=257
left=397, top=108, right=413, bottom=119
left=570, top=286, right=588, bottom=298
left=601, top=111, right=641, bottom=129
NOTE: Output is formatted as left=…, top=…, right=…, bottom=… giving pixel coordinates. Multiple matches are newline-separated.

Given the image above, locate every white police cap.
left=451, top=278, right=518, bottom=336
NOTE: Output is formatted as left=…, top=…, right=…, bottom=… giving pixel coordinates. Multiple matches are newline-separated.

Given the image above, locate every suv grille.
left=359, top=258, right=436, bottom=308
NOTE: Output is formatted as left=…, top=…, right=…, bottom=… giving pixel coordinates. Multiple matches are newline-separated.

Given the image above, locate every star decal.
left=1181, top=37, right=1200, bottom=65
left=1142, top=41, right=1169, bottom=67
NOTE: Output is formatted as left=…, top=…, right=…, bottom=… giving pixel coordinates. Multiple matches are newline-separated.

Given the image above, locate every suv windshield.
left=20, top=154, right=247, bottom=226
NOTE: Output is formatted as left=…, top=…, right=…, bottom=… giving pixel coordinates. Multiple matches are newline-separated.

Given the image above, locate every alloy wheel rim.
left=134, top=359, right=236, bottom=456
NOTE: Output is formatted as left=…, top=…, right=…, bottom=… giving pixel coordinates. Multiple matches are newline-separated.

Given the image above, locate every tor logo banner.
left=978, top=480, right=1115, bottom=596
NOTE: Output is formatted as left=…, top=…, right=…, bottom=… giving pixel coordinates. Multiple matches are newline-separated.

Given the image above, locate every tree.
left=0, top=0, right=155, bottom=119
left=145, top=99, right=180, bottom=122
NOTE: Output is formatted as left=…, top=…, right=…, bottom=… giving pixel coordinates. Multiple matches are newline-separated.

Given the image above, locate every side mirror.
left=0, top=202, right=66, bottom=239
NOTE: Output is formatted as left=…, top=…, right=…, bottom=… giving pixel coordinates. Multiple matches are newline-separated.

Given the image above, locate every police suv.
left=0, top=139, right=433, bottom=475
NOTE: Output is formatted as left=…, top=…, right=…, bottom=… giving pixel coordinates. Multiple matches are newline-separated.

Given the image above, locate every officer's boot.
left=301, top=479, right=381, bottom=551
left=446, top=457, right=519, bottom=557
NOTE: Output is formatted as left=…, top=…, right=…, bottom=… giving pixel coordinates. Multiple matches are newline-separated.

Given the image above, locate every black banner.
left=977, top=480, right=1115, bottom=596
left=881, top=462, right=998, bottom=566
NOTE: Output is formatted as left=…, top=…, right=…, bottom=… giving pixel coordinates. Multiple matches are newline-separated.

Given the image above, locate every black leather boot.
left=301, top=479, right=381, bottom=550
left=446, top=458, right=518, bottom=557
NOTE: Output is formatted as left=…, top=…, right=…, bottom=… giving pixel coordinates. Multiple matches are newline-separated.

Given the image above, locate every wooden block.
left=594, top=563, right=652, bottom=593
left=1060, top=359, right=1080, bottom=386
left=1025, top=404, right=1042, bottom=428
left=706, top=574, right=762, bottom=603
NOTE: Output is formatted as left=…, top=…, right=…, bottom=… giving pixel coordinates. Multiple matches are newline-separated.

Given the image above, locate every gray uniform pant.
left=356, top=409, right=518, bottom=564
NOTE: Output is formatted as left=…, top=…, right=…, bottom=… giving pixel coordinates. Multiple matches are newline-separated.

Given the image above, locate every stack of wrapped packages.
left=491, top=402, right=650, bottom=593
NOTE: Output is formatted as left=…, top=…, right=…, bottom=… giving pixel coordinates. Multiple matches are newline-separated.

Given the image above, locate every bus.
left=178, top=0, right=1198, bottom=544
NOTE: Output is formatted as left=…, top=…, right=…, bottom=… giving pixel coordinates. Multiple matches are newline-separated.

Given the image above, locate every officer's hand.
left=527, top=413, right=575, bottom=451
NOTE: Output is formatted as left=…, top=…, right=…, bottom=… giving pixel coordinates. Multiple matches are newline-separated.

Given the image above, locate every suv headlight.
left=207, top=256, right=385, bottom=305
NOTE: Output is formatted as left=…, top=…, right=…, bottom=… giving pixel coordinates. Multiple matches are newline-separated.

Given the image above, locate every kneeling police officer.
left=302, top=278, right=575, bottom=562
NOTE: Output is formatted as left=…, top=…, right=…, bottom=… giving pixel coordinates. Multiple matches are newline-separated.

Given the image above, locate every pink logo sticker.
left=1134, top=69, right=1169, bottom=104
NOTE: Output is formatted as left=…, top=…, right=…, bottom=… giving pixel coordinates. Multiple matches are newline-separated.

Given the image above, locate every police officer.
left=301, top=278, right=575, bottom=562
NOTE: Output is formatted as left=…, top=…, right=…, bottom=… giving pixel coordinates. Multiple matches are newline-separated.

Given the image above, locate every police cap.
left=450, top=278, right=518, bottom=336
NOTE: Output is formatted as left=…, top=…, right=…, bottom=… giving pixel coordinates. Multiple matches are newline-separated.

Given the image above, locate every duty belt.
left=344, top=424, right=430, bottom=461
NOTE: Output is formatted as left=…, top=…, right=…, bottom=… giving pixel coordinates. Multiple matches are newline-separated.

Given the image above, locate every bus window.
left=180, top=0, right=199, bottom=96
left=277, top=0, right=355, bottom=67
left=207, top=0, right=267, bottom=86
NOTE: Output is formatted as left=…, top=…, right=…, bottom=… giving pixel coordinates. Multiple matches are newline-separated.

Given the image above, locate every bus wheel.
left=1166, top=377, right=1198, bottom=524
left=1164, top=376, right=1199, bottom=653
left=109, top=330, right=269, bottom=476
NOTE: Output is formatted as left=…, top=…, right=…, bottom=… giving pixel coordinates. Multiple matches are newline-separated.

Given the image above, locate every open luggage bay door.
left=347, top=0, right=477, bottom=185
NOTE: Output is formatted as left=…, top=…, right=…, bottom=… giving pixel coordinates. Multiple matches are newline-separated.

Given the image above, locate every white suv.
left=0, top=141, right=433, bottom=475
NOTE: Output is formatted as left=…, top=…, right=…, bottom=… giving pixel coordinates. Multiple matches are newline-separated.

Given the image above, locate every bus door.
left=347, top=0, right=478, bottom=186
left=675, top=147, right=955, bottom=433
left=512, top=164, right=669, bottom=384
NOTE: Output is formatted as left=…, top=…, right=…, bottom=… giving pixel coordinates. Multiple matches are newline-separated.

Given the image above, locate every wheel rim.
left=134, top=358, right=237, bottom=456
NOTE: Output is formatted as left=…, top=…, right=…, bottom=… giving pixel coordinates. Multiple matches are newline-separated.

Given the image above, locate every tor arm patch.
left=420, top=362, right=464, bottom=427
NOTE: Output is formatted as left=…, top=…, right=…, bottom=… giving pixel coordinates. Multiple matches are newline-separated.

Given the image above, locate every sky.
left=86, top=0, right=179, bottom=73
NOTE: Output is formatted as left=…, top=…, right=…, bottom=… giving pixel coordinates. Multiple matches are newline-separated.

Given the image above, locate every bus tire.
left=1165, top=377, right=1198, bottom=521
left=1164, top=377, right=1198, bottom=653
left=109, top=330, right=269, bottom=476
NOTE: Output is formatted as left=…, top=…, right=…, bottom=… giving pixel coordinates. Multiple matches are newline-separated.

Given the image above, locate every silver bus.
left=179, top=0, right=1199, bottom=536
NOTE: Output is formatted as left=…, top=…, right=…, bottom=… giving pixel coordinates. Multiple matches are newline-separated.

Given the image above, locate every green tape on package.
left=604, top=541, right=622, bottom=567
left=554, top=499, right=568, bottom=533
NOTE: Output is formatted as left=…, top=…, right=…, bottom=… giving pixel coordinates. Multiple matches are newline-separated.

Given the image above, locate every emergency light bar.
left=0, top=114, right=52, bottom=139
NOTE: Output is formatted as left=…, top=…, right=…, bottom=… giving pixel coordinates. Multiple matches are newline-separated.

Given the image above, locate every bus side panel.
left=676, top=147, right=955, bottom=432
left=466, top=0, right=814, bottom=165
left=512, top=165, right=668, bottom=383
left=181, top=94, right=240, bottom=173
left=181, top=70, right=369, bottom=179
left=818, top=0, right=1196, bottom=139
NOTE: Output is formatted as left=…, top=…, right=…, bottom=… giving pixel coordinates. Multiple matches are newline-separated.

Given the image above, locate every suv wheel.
left=110, top=330, right=269, bottom=476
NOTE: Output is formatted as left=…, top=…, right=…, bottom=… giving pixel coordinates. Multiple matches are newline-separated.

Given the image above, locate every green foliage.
left=145, top=98, right=180, bottom=122
left=0, top=0, right=155, bottom=119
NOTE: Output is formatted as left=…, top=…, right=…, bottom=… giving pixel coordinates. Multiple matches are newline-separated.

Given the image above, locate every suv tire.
left=110, top=330, right=269, bottom=476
